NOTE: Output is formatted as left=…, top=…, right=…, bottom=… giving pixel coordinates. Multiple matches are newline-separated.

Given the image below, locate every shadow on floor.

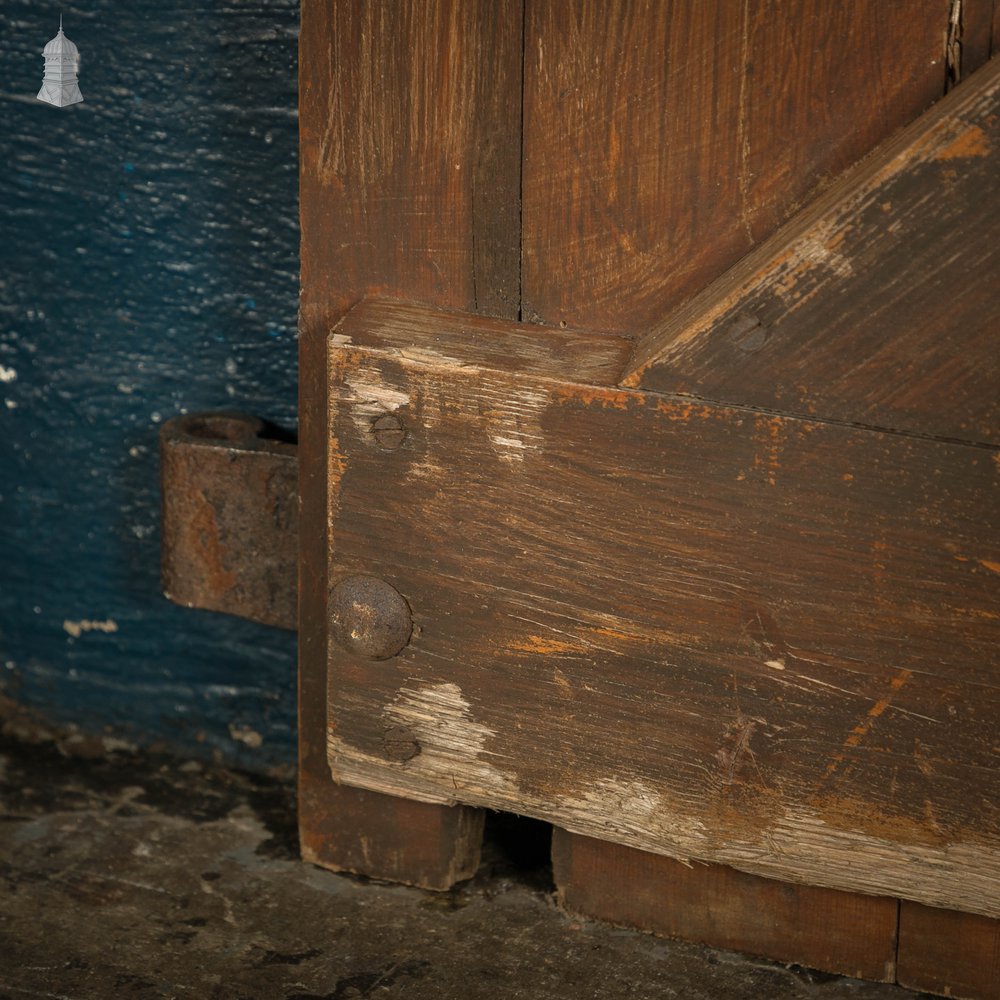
left=0, top=700, right=933, bottom=1000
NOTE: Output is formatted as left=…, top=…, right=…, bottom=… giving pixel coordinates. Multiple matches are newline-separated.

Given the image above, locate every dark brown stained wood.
left=623, top=56, right=1000, bottom=445
left=521, top=0, right=951, bottom=336
left=897, top=901, right=1000, bottom=999
left=299, top=0, right=522, bottom=330
left=299, top=0, right=523, bottom=886
left=322, top=309, right=1000, bottom=917
left=961, top=0, right=998, bottom=82
left=298, top=784, right=484, bottom=891
left=552, top=828, right=898, bottom=982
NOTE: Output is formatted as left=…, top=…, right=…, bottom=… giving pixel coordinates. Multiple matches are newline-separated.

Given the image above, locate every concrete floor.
left=0, top=709, right=934, bottom=1000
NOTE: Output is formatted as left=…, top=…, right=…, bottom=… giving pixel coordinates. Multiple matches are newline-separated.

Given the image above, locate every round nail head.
left=372, top=413, right=406, bottom=450
left=330, top=574, right=412, bottom=660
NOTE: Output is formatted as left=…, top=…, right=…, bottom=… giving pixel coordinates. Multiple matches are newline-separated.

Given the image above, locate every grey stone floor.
left=0, top=712, right=933, bottom=1000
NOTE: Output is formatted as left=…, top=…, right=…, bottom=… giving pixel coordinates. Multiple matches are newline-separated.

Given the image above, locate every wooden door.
left=298, top=3, right=999, bottom=987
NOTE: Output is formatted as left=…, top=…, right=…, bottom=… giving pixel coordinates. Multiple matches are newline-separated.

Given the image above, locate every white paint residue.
left=490, top=435, right=529, bottom=460
left=228, top=723, right=263, bottom=748
left=327, top=682, right=518, bottom=802
left=0, top=365, right=17, bottom=383
left=345, top=375, right=410, bottom=412
left=324, top=714, right=1000, bottom=918
left=407, top=458, right=443, bottom=479
left=399, top=345, right=469, bottom=369
left=343, top=373, right=411, bottom=439
left=572, top=777, right=706, bottom=851
left=63, top=618, right=119, bottom=638
left=486, top=387, right=546, bottom=466
left=796, top=222, right=855, bottom=279
left=774, top=217, right=855, bottom=313
left=384, top=682, right=516, bottom=794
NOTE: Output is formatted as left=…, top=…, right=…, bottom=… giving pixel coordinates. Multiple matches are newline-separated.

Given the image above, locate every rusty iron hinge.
left=160, top=412, right=297, bottom=631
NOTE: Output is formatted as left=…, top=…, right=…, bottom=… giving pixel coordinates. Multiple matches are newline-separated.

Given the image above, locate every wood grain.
left=521, top=0, right=951, bottom=335
left=623, top=55, right=1000, bottom=445
left=331, top=299, right=632, bottom=386
left=299, top=0, right=522, bottom=329
left=960, top=0, right=998, bottom=83
left=897, top=901, right=1000, bottom=999
left=322, top=307, right=1000, bottom=916
left=298, top=783, right=484, bottom=891
left=300, top=0, right=999, bottom=922
left=552, top=828, right=899, bottom=982
left=299, top=0, right=523, bottom=886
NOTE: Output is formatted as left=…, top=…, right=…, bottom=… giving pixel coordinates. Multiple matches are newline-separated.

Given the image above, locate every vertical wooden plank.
left=898, top=902, right=1000, bottom=999
left=298, top=0, right=522, bottom=887
left=469, top=11, right=523, bottom=321
left=960, top=0, right=997, bottom=79
left=298, top=784, right=484, bottom=891
left=522, top=0, right=951, bottom=335
left=553, top=829, right=899, bottom=982
left=299, top=0, right=522, bottom=326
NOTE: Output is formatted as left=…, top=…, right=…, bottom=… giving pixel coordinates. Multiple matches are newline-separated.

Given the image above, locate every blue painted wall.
left=0, top=2, right=300, bottom=768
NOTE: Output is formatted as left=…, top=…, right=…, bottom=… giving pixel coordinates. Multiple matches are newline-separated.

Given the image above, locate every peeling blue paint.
left=0, top=2, right=300, bottom=770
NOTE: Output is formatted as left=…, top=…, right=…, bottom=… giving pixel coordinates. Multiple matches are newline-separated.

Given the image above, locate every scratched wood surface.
left=520, top=0, right=952, bottom=334
left=300, top=0, right=1000, bottom=924
left=552, top=829, right=899, bottom=982
left=623, top=55, right=1000, bottom=445
left=298, top=0, right=522, bottom=885
left=323, top=303, right=1000, bottom=917
left=299, top=0, right=522, bottom=330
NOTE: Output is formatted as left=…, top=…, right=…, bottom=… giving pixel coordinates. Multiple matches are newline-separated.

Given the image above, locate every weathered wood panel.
left=521, top=0, right=951, bottom=335
left=897, top=901, right=1000, bottom=999
left=959, top=0, right=998, bottom=83
left=329, top=298, right=632, bottom=386
left=299, top=0, right=523, bottom=885
left=299, top=0, right=522, bottom=329
left=298, top=782, right=484, bottom=891
left=322, top=304, right=1000, bottom=916
left=552, top=829, right=899, bottom=982
left=623, top=56, right=1000, bottom=444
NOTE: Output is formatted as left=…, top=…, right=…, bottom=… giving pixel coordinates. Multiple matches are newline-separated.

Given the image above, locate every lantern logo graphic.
left=37, top=16, right=84, bottom=108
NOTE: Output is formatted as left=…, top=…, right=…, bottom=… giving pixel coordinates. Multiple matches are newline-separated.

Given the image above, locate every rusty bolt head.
left=726, top=313, right=768, bottom=353
left=382, top=726, right=421, bottom=762
left=371, top=413, right=406, bottom=450
left=330, top=574, right=412, bottom=660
